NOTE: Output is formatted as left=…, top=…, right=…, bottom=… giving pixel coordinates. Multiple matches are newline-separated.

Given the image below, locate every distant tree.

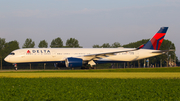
left=0, top=38, right=6, bottom=58
left=22, top=38, right=35, bottom=48
left=50, top=37, right=63, bottom=48
left=4, top=40, right=20, bottom=56
left=101, top=43, right=111, bottom=48
left=0, top=38, right=6, bottom=69
left=66, top=38, right=80, bottom=48
left=111, top=42, right=121, bottom=48
left=0, top=38, right=5, bottom=50
left=159, top=39, right=176, bottom=67
left=93, top=42, right=121, bottom=48
left=0, top=38, right=6, bottom=57
left=93, top=45, right=101, bottom=48
left=38, top=40, right=48, bottom=48
left=123, top=39, right=149, bottom=48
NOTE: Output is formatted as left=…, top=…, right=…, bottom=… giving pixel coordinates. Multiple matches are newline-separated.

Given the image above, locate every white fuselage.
left=4, top=48, right=162, bottom=64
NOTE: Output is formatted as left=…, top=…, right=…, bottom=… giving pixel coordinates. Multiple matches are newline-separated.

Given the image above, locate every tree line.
left=0, top=37, right=178, bottom=69
left=22, top=37, right=82, bottom=48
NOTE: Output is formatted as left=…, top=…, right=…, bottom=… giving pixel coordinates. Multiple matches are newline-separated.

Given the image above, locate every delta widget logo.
left=27, top=50, right=31, bottom=54
left=26, top=50, right=50, bottom=54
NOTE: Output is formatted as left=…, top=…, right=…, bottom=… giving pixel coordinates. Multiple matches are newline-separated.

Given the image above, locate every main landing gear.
left=80, top=65, right=97, bottom=69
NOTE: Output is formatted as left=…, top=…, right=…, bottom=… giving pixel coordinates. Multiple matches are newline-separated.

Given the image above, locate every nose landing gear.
left=14, top=63, right=17, bottom=71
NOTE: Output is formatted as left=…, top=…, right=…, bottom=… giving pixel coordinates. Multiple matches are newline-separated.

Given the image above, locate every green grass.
left=0, top=78, right=180, bottom=101
left=1, top=67, right=180, bottom=73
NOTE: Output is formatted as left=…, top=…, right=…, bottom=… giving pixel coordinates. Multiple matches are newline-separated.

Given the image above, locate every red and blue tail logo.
left=142, top=27, right=168, bottom=50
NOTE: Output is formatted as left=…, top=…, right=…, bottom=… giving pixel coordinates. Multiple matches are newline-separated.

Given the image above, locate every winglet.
left=142, top=27, right=168, bottom=50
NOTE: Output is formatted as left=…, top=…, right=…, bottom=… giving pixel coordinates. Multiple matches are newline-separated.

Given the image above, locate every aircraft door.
left=21, top=52, right=26, bottom=58
left=134, top=51, right=139, bottom=60
left=52, top=51, right=56, bottom=57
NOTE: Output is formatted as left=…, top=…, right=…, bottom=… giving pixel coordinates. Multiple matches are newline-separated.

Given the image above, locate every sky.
left=0, top=0, right=180, bottom=58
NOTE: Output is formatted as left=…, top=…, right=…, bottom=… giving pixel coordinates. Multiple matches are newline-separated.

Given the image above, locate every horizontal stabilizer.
left=152, top=49, right=175, bottom=53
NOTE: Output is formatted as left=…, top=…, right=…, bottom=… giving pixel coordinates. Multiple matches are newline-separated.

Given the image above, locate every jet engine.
left=65, top=57, right=83, bottom=67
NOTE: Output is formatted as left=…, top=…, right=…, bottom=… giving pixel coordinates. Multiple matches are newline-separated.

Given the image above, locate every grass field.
left=0, top=78, right=180, bottom=101
left=0, top=67, right=180, bottom=100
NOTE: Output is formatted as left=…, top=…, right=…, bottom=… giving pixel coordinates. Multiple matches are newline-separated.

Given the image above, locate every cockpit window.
left=9, top=53, right=15, bottom=55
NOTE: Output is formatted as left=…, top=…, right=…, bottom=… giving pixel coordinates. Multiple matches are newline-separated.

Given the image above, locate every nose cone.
left=4, top=56, right=9, bottom=62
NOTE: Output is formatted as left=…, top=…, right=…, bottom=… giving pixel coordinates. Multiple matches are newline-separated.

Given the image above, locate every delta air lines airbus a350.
left=4, top=27, right=171, bottom=70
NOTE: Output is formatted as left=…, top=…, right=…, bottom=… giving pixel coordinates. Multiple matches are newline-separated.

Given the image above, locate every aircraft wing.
left=81, top=49, right=138, bottom=66
left=84, top=49, right=138, bottom=58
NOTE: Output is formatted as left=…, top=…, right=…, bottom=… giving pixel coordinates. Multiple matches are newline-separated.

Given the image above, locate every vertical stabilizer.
left=142, top=27, right=168, bottom=50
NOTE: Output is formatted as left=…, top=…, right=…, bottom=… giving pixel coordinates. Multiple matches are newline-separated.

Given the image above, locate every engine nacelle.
left=65, top=57, right=83, bottom=67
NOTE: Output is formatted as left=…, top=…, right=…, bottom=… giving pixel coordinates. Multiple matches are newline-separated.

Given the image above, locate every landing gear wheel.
left=81, top=66, right=86, bottom=69
left=14, top=63, right=18, bottom=71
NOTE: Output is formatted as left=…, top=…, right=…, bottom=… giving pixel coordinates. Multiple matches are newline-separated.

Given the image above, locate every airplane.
left=4, top=27, right=172, bottom=70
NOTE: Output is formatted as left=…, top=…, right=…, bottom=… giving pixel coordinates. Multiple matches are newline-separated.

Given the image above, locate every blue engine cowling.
left=65, top=57, right=83, bottom=67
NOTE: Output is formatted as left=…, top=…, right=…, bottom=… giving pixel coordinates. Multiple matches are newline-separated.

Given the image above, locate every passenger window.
left=9, top=53, right=15, bottom=55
